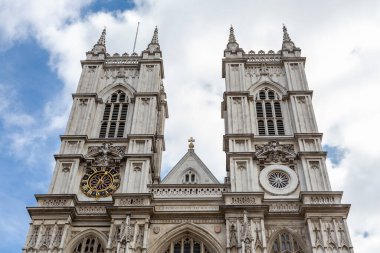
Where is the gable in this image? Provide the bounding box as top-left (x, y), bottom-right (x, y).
top-left (161, 150), bottom-right (220, 184)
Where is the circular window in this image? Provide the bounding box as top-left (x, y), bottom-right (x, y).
top-left (259, 165), bottom-right (298, 195)
top-left (268, 171), bottom-right (289, 188)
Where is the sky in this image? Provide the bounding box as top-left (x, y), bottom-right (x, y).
top-left (0, 0), bottom-right (379, 252)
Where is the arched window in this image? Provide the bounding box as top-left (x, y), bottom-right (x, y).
top-left (271, 232), bottom-right (303, 253)
top-left (255, 88), bottom-right (285, 136)
top-left (183, 170), bottom-right (198, 184)
top-left (72, 235), bottom-right (104, 253)
top-left (99, 90), bottom-right (129, 138)
top-left (164, 236), bottom-right (211, 253)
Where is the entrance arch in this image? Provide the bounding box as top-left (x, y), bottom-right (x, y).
top-left (148, 223), bottom-right (224, 253)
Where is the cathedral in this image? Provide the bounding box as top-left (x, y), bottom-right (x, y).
top-left (23, 25), bottom-right (354, 253)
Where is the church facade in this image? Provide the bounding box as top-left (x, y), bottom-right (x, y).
top-left (23, 26), bottom-right (354, 253)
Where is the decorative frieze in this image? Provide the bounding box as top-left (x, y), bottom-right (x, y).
top-left (76, 206), bottom-right (107, 214)
top-left (269, 202), bottom-right (299, 212)
top-left (118, 198), bottom-right (145, 206)
top-left (255, 140), bottom-right (296, 164)
top-left (40, 199), bottom-right (70, 207)
top-left (155, 205), bottom-right (219, 212)
top-left (230, 197), bottom-right (256, 205)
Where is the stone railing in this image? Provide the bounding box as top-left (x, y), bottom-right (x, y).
top-left (223, 193), bottom-right (263, 205)
top-left (105, 58), bottom-right (139, 65)
top-left (149, 185), bottom-right (228, 199)
top-left (246, 55), bottom-right (282, 63)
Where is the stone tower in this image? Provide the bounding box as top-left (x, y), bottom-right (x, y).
top-left (23, 26), bottom-right (354, 253)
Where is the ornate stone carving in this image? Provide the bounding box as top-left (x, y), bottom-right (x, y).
top-left (86, 142), bottom-right (125, 166)
top-left (269, 202), bottom-right (299, 212)
top-left (27, 226), bottom-right (39, 248)
top-left (311, 196), bottom-right (335, 204)
top-left (229, 223), bottom-right (238, 248)
top-left (135, 225), bottom-right (144, 249)
top-left (41, 199), bottom-right (69, 207)
top-left (153, 226), bottom-right (160, 234)
top-left (309, 161), bottom-right (320, 170)
top-left (313, 222), bottom-right (323, 247)
top-left (255, 140), bottom-right (296, 164)
top-left (76, 206), bottom-right (107, 214)
top-left (118, 198), bottom-right (145, 206)
top-left (230, 197), bottom-right (256, 205)
top-left (52, 225), bottom-right (63, 248)
top-left (241, 211), bottom-right (252, 242)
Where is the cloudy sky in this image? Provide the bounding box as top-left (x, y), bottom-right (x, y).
top-left (0, 0), bottom-right (379, 252)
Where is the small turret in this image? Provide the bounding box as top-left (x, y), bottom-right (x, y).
top-left (143, 26), bottom-right (162, 59)
top-left (224, 25), bottom-right (244, 57)
top-left (86, 28), bottom-right (107, 59)
top-left (281, 24), bottom-right (301, 56)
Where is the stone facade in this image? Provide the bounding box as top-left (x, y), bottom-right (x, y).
top-left (23, 26), bottom-right (354, 253)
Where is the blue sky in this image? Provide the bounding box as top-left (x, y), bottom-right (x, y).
top-left (0, 0), bottom-right (379, 252)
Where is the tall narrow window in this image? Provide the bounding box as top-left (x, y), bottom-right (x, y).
top-left (99, 90), bottom-right (129, 138)
top-left (255, 88), bottom-right (285, 136)
top-left (271, 231), bottom-right (304, 253)
top-left (72, 235), bottom-right (104, 253)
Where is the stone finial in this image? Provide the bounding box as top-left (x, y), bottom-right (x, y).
top-left (281, 24), bottom-right (300, 53)
top-left (89, 27), bottom-right (107, 54)
top-left (97, 27), bottom-right (106, 45)
top-left (151, 26), bottom-right (159, 44)
top-left (282, 24), bottom-right (291, 42)
top-left (144, 26), bottom-right (161, 54)
top-left (225, 25), bottom-right (243, 54)
top-left (229, 25), bottom-right (236, 43)
top-left (188, 137), bottom-right (195, 149)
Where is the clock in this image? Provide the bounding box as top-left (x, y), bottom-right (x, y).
top-left (80, 166), bottom-right (120, 198)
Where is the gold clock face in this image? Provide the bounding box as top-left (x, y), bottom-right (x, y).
top-left (80, 166), bottom-right (120, 198)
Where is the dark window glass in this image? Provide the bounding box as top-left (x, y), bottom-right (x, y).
top-left (265, 102), bottom-right (273, 117)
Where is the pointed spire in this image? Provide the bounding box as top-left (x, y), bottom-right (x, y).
top-left (144, 26), bottom-right (161, 56)
top-left (281, 24), bottom-right (300, 53)
top-left (151, 26), bottom-right (159, 44)
top-left (97, 27), bottom-right (106, 45)
top-left (229, 25), bottom-right (236, 43)
top-left (282, 24), bottom-right (291, 42)
top-left (88, 27), bottom-right (107, 55)
top-left (225, 25), bottom-right (243, 54)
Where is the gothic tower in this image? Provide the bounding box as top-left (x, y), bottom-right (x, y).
top-left (23, 26), bottom-right (354, 253)
top-left (221, 25), bottom-right (354, 253)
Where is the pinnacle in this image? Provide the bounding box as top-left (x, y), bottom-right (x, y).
top-left (151, 26), bottom-right (159, 44)
top-left (229, 25), bottom-right (236, 43)
top-left (282, 24), bottom-right (291, 42)
top-left (97, 27), bottom-right (106, 45)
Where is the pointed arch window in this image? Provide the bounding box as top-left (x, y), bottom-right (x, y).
top-left (255, 88), bottom-right (285, 136)
top-left (72, 235), bottom-right (104, 253)
top-left (164, 236), bottom-right (211, 253)
top-left (271, 232), bottom-right (303, 253)
top-left (99, 90), bottom-right (129, 138)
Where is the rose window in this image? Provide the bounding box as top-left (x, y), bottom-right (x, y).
top-left (268, 171), bottom-right (289, 188)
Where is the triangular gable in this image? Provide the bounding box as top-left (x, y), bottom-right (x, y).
top-left (161, 149), bottom-right (220, 184)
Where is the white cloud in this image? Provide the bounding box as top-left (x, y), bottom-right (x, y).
top-left (0, 0), bottom-right (379, 252)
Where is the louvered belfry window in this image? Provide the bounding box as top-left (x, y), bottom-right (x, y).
top-left (255, 88), bottom-right (285, 136)
top-left (99, 90), bottom-right (128, 138)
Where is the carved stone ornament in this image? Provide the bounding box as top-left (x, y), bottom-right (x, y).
top-left (229, 223), bottom-right (238, 248)
top-left (86, 142), bottom-right (125, 166)
top-left (214, 225), bottom-right (221, 233)
top-left (153, 226), bottom-right (160, 234)
top-left (255, 140), bottom-right (296, 164)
